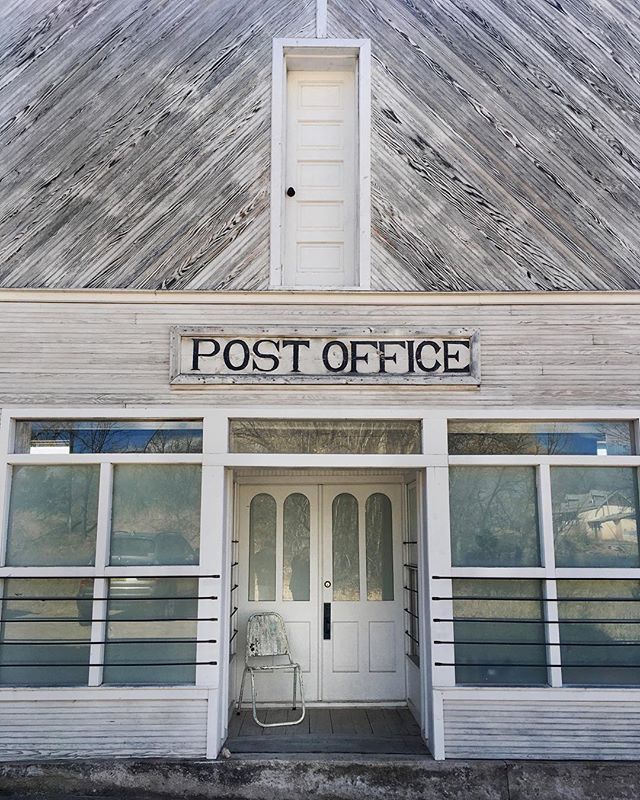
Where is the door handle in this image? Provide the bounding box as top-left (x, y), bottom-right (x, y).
top-left (323, 602), bottom-right (331, 640)
top-left (286, 186), bottom-right (296, 197)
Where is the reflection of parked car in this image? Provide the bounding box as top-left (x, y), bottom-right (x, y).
top-left (77, 532), bottom-right (197, 625)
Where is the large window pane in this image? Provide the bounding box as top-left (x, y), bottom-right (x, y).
top-left (333, 494), bottom-right (360, 601)
top-left (14, 420), bottom-right (202, 454)
top-left (6, 466), bottom-right (99, 566)
top-left (0, 579), bottom-right (92, 686)
top-left (558, 580), bottom-right (640, 686)
top-left (110, 465), bottom-right (201, 565)
top-left (366, 493), bottom-right (394, 601)
top-left (552, 467), bottom-right (640, 567)
top-left (248, 494), bottom-right (276, 601)
top-left (103, 578), bottom-right (198, 685)
top-left (449, 467), bottom-right (540, 567)
top-left (453, 579), bottom-right (547, 686)
top-left (449, 420), bottom-right (634, 455)
top-left (229, 419), bottom-right (421, 454)
top-left (283, 493), bottom-right (310, 602)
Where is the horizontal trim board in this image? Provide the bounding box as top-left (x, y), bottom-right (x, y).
top-left (2, 289), bottom-right (640, 306)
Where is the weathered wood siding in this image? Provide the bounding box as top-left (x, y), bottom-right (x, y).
top-left (328, 0), bottom-right (640, 291)
top-left (0, 298), bottom-right (638, 407)
top-left (2, 1), bottom-right (640, 291)
top-left (443, 697), bottom-right (640, 759)
top-left (0, 0), bottom-right (314, 290)
top-left (0, 698), bottom-right (208, 760)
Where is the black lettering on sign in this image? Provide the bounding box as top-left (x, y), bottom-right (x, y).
top-left (191, 339), bottom-right (220, 371)
top-left (252, 339), bottom-right (280, 372)
top-left (443, 340), bottom-right (471, 373)
top-left (378, 340), bottom-right (406, 374)
top-left (322, 341), bottom-right (349, 373)
top-left (282, 339), bottom-right (311, 373)
top-left (349, 340), bottom-right (377, 374)
top-left (415, 340), bottom-right (441, 372)
top-left (223, 339), bottom-right (251, 371)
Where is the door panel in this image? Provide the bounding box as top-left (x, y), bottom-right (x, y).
top-left (284, 70), bottom-right (356, 287)
top-left (321, 484), bottom-right (405, 702)
top-left (237, 484), bottom-right (320, 702)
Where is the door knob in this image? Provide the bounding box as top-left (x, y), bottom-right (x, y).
top-left (324, 580), bottom-right (331, 588)
top-left (286, 186), bottom-right (296, 197)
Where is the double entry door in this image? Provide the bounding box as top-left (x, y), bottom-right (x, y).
top-left (236, 479), bottom-right (405, 703)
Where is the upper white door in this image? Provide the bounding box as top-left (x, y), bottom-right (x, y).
top-left (283, 69), bottom-right (356, 287)
top-left (321, 483), bottom-right (405, 702)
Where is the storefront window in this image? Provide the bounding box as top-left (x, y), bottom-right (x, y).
top-left (283, 493), bottom-right (310, 602)
top-left (5, 465), bottom-right (99, 566)
top-left (558, 580), bottom-right (640, 686)
top-left (14, 419), bottom-right (203, 454)
top-left (552, 468), bottom-right (640, 567)
top-left (453, 579), bottom-right (547, 686)
top-left (449, 466), bottom-right (540, 567)
top-left (110, 465), bottom-right (201, 565)
top-left (0, 579), bottom-right (92, 686)
top-left (448, 420), bottom-right (634, 456)
top-left (103, 578), bottom-right (198, 686)
top-left (229, 418), bottom-right (421, 454)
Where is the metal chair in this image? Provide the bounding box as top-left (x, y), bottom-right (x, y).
top-left (236, 612), bottom-right (305, 728)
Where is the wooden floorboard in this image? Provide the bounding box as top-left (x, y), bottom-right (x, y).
top-left (227, 707), bottom-right (428, 755)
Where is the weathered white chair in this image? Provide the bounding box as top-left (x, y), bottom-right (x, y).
top-left (236, 611), bottom-right (305, 727)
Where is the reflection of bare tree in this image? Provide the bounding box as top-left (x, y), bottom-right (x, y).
top-left (7, 466), bottom-right (99, 566)
top-left (19, 421), bottom-right (202, 454)
top-left (231, 420), bottom-right (420, 455)
top-left (365, 493), bottom-right (393, 601)
top-left (449, 422), bottom-right (633, 456)
top-left (332, 494), bottom-right (359, 600)
top-left (283, 494), bottom-right (310, 601)
top-left (450, 467), bottom-right (539, 566)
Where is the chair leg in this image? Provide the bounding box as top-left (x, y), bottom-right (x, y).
top-left (292, 665), bottom-right (297, 710)
top-left (236, 667), bottom-right (247, 715)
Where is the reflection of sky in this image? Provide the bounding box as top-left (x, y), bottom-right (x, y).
top-left (30, 422), bottom-right (202, 453)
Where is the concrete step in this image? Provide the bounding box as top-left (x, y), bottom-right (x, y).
top-left (1, 757), bottom-right (640, 800)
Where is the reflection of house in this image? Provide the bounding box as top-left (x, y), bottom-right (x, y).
top-left (560, 491), bottom-right (637, 542)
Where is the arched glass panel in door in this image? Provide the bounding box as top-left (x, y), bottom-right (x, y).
top-left (283, 493), bottom-right (310, 601)
top-left (332, 493), bottom-right (360, 601)
top-left (248, 493), bottom-right (276, 601)
top-left (366, 493), bottom-right (394, 601)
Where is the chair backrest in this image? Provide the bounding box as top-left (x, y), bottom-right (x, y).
top-left (245, 612), bottom-right (291, 659)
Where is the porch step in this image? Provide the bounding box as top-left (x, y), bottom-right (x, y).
top-left (226, 733), bottom-right (429, 755)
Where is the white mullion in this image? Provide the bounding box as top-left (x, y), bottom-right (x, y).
top-left (449, 455), bottom-right (640, 467)
top-left (538, 464), bottom-right (562, 686)
top-left (0, 411), bottom-right (13, 568)
top-left (203, 411), bottom-right (229, 455)
top-left (7, 453), bottom-right (203, 466)
top-left (88, 462), bottom-right (112, 687)
top-left (424, 465), bottom-right (453, 760)
top-left (196, 465), bottom-right (224, 690)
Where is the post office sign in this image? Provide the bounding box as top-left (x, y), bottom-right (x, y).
top-left (170, 327), bottom-right (480, 385)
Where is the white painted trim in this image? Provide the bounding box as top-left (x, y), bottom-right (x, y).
top-left (3, 288), bottom-right (640, 304)
top-left (269, 39), bottom-right (372, 289)
top-left (0, 687), bottom-right (209, 700)
top-left (316, 0), bottom-right (327, 37)
top-left (4, 405), bottom-right (640, 421)
top-left (0, 411), bottom-right (12, 568)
